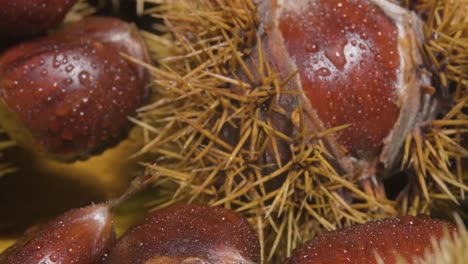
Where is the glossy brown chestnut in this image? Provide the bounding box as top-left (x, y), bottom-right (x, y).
top-left (278, 0), bottom-right (401, 158)
top-left (0, 18), bottom-right (151, 160)
top-left (105, 204), bottom-right (261, 264)
top-left (254, 0), bottom-right (433, 175)
top-left (0, 204), bottom-right (114, 264)
top-left (0, 0), bottom-right (78, 38)
top-left (284, 215), bottom-right (456, 264)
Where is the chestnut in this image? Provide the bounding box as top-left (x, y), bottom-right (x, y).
top-left (0, 0), bottom-right (78, 38)
top-left (0, 18), bottom-right (151, 161)
top-left (104, 204), bottom-right (261, 264)
top-left (0, 203), bottom-right (114, 264)
top-left (254, 0), bottom-right (433, 175)
top-left (284, 215), bottom-right (456, 264)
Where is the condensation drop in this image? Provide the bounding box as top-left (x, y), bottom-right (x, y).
top-left (78, 71), bottom-right (91, 85)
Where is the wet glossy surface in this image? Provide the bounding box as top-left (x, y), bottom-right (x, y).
top-left (105, 204), bottom-right (261, 264)
top-left (285, 215), bottom-right (455, 264)
top-left (278, 0), bottom-right (400, 158)
top-left (0, 204), bottom-right (113, 264)
top-left (53, 17), bottom-right (152, 82)
top-left (0, 0), bottom-right (77, 37)
top-left (0, 38), bottom-right (147, 160)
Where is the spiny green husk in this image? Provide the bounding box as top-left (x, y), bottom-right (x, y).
top-left (135, 0), bottom-right (468, 261)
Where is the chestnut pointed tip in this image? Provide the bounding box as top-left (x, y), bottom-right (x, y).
top-left (0, 203), bottom-right (114, 264)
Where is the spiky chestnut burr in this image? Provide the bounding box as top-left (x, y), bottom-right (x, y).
top-left (284, 215), bottom-right (456, 264)
top-left (104, 204), bottom-right (261, 264)
top-left (133, 0), bottom-right (467, 261)
top-left (0, 0), bottom-right (78, 38)
top-left (0, 17), bottom-right (151, 161)
top-left (0, 203), bottom-right (114, 264)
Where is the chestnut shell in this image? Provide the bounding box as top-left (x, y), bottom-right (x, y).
top-left (0, 17), bottom-right (151, 160)
top-left (0, 204), bottom-right (114, 264)
top-left (0, 0), bottom-right (78, 38)
top-left (252, 0), bottom-right (433, 176)
top-left (284, 215), bottom-right (456, 264)
top-left (105, 204), bottom-right (261, 264)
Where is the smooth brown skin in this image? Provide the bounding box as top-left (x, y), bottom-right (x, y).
top-left (0, 204), bottom-right (114, 264)
top-left (0, 17), bottom-right (151, 160)
top-left (278, 0), bottom-right (400, 159)
top-left (0, 38), bottom-right (148, 160)
top-left (105, 204), bottom-right (261, 264)
top-left (0, 0), bottom-right (78, 38)
top-left (53, 17), bottom-right (152, 83)
top-left (285, 215), bottom-right (456, 264)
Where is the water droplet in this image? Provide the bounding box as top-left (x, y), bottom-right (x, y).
top-left (53, 54), bottom-right (64, 68)
top-left (40, 69), bottom-right (48, 76)
top-left (49, 254), bottom-right (59, 262)
top-left (35, 252), bottom-right (44, 260)
top-left (325, 45), bottom-right (346, 70)
top-left (305, 43), bottom-right (319, 52)
top-left (315, 67), bottom-right (331, 77)
top-left (78, 71), bottom-right (91, 85)
top-left (65, 65), bottom-right (74, 73)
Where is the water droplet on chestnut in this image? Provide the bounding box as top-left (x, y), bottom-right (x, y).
top-left (0, 18), bottom-right (151, 161)
top-left (284, 215), bottom-right (456, 264)
top-left (105, 204), bottom-right (261, 264)
top-left (0, 0), bottom-right (78, 38)
top-left (0, 204), bottom-right (114, 264)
